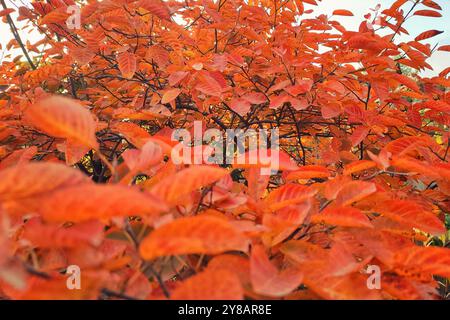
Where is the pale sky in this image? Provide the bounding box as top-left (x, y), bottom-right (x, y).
top-left (1, 0), bottom-right (449, 77)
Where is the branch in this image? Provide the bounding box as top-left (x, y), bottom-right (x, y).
top-left (1, 0), bottom-right (36, 69)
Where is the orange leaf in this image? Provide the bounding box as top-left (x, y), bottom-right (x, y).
top-left (0, 146), bottom-right (38, 170)
top-left (22, 218), bottom-right (104, 248)
top-left (391, 156), bottom-right (439, 179)
top-left (384, 136), bottom-right (432, 156)
top-left (39, 9), bottom-right (69, 25)
top-left (334, 181), bottom-right (377, 206)
top-left (332, 9), bottom-right (353, 16)
top-left (139, 0), bottom-right (171, 21)
top-left (286, 165), bottom-right (330, 180)
top-left (139, 215), bottom-right (249, 260)
top-left (265, 183), bottom-right (317, 211)
top-left (161, 88), bottom-right (181, 104)
top-left (394, 246), bottom-right (450, 280)
top-left (195, 72), bottom-right (227, 97)
top-left (391, 0), bottom-right (408, 11)
top-left (281, 241), bottom-right (380, 299)
top-left (343, 160), bottom-right (377, 175)
top-left (122, 140), bottom-right (163, 172)
top-left (381, 273), bottom-right (437, 300)
top-left (312, 206), bottom-right (373, 228)
top-left (284, 80), bottom-right (313, 96)
top-left (25, 96), bottom-right (98, 149)
top-left (321, 103), bottom-right (341, 119)
top-left (250, 245), bottom-right (303, 297)
top-left (171, 269), bottom-right (243, 300)
top-left (393, 73), bottom-right (421, 93)
top-left (434, 163), bottom-right (450, 181)
top-left (151, 165), bottom-right (229, 205)
top-left (5, 273), bottom-right (104, 300)
top-left (117, 51), bottom-right (137, 79)
top-left (36, 184), bottom-right (168, 222)
top-left (168, 71), bottom-right (189, 86)
top-left (263, 203), bottom-right (311, 232)
top-left (207, 254), bottom-right (251, 287)
top-left (111, 122), bottom-right (151, 148)
top-left (233, 149), bottom-right (298, 171)
top-left (377, 200), bottom-right (445, 235)
top-left (0, 162), bottom-right (88, 201)
top-left (421, 100), bottom-right (450, 113)
top-left (58, 140), bottom-right (90, 166)
top-left (305, 273), bottom-right (382, 300)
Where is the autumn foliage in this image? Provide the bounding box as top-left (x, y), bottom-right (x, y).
top-left (0, 0), bottom-right (449, 300)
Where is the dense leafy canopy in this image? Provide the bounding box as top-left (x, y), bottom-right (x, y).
top-left (0, 0), bottom-right (449, 300)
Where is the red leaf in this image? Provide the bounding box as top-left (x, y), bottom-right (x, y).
top-left (284, 80), bottom-right (313, 96)
top-left (415, 30), bottom-right (444, 41)
top-left (168, 71), bottom-right (189, 86)
top-left (438, 45), bottom-right (450, 52)
top-left (422, 0), bottom-right (442, 10)
top-left (229, 97), bottom-right (251, 116)
top-left (413, 10), bottom-right (442, 17)
top-left (269, 94), bottom-right (289, 109)
top-left (321, 103), bottom-right (341, 119)
top-left (242, 92), bottom-right (267, 104)
top-left (350, 126), bottom-right (369, 147)
top-left (0, 8), bottom-right (15, 17)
